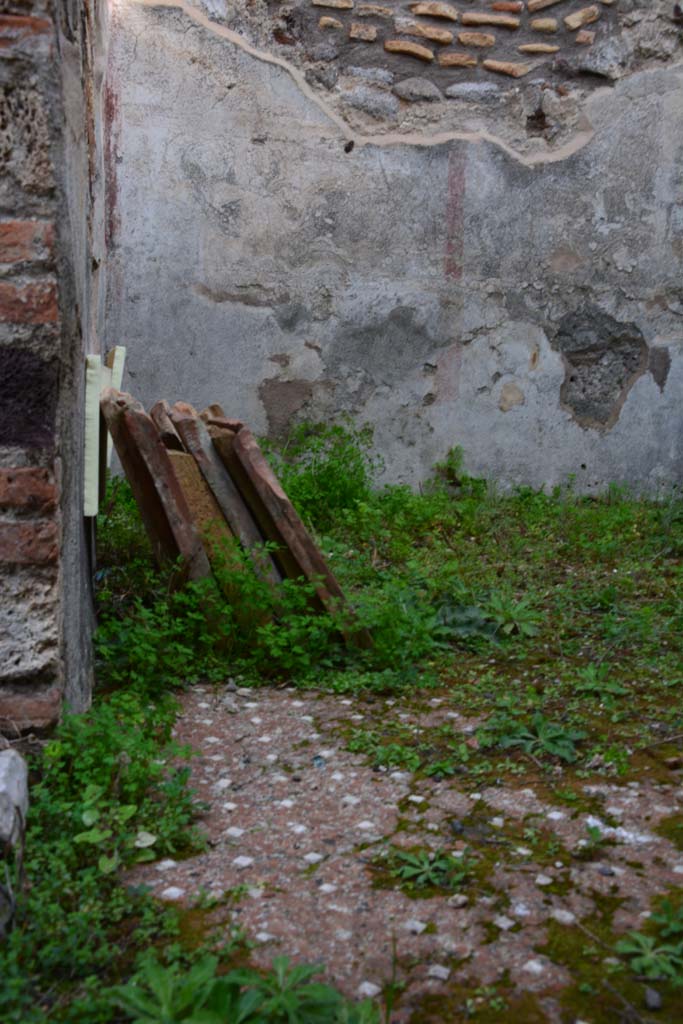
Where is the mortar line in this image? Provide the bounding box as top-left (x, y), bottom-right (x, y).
top-left (129, 0), bottom-right (598, 167)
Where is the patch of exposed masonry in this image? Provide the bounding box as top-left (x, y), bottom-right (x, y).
top-left (127, 685), bottom-right (683, 1020)
top-left (134, 0), bottom-right (683, 164)
top-left (551, 307), bottom-right (650, 428)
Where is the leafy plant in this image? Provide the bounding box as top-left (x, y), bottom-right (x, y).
top-left (0, 690), bottom-right (204, 1023)
top-left (652, 900), bottom-right (683, 939)
top-left (114, 955), bottom-right (380, 1024)
top-left (264, 421), bottom-right (379, 532)
top-left (485, 591), bottom-right (541, 639)
top-left (615, 932), bottom-right (683, 984)
top-left (432, 598), bottom-right (498, 646)
top-left (479, 712), bottom-right (586, 763)
top-left (424, 758), bottom-right (459, 778)
top-left (431, 446), bottom-right (487, 499)
top-left (388, 848), bottom-right (472, 891)
top-left (113, 955), bottom-right (247, 1023)
top-left (347, 730), bottom-right (422, 772)
top-left (575, 664), bottom-right (627, 701)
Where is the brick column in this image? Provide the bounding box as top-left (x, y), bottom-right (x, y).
top-left (0, 2), bottom-right (94, 732)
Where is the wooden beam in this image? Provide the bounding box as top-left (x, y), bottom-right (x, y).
top-left (170, 402), bottom-right (281, 586)
top-left (150, 399), bottom-right (184, 451)
top-left (213, 424), bottom-right (372, 649)
top-left (100, 388), bottom-right (210, 583)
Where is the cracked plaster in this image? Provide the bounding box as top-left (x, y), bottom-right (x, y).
top-left (105, 0), bottom-right (683, 490)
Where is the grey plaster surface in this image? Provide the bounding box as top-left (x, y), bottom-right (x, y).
top-left (104, 0), bottom-right (683, 491)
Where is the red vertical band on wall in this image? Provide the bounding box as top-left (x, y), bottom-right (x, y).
top-left (103, 81), bottom-right (120, 250)
top-left (444, 148), bottom-right (465, 282)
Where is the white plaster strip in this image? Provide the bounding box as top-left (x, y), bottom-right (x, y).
top-left (130, 0), bottom-right (598, 167)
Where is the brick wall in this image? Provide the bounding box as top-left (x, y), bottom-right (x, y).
top-left (0, 0), bottom-right (95, 733)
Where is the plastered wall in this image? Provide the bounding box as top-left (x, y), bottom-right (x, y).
top-left (103, 0), bottom-right (683, 490)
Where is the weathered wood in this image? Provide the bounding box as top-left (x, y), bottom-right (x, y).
top-left (167, 450), bottom-right (269, 627)
top-left (100, 388), bottom-right (210, 582)
top-left (170, 402), bottom-right (281, 586)
top-left (199, 404), bottom-right (243, 433)
top-left (221, 425), bottom-right (373, 648)
top-left (167, 451), bottom-right (234, 551)
top-left (150, 400), bottom-right (185, 451)
top-left (209, 425), bottom-right (301, 582)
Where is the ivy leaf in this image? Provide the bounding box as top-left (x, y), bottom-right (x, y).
top-left (134, 847), bottom-right (157, 862)
top-left (134, 830), bottom-right (157, 848)
top-left (74, 827), bottom-right (113, 845)
top-left (118, 804), bottom-right (138, 824)
top-left (98, 853), bottom-right (119, 874)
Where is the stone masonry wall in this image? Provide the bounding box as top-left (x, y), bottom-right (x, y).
top-left (104, 0), bottom-right (683, 490)
top-left (0, 0), bottom-right (100, 733)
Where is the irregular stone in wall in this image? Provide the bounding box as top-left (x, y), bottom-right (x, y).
top-left (0, 522), bottom-right (58, 565)
top-left (409, 1), bottom-right (459, 20)
top-left (519, 42), bottom-right (560, 53)
top-left (439, 51), bottom-right (478, 66)
top-left (576, 29), bottom-right (595, 45)
top-left (344, 84), bottom-right (400, 116)
top-left (0, 468), bottom-right (56, 516)
top-left (445, 81), bottom-right (500, 98)
top-left (393, 77), bottom-right (443, 101)
top-left (396, 20), bottom-right (454, 46)
top-left (527, 0), bottom-right (564, 11)
top-left (0, 682), bottom-right (62, 732)
top-left (384, 39), bottom-right (434, 60)
top-left (294, 0), bottom-right (627, 108)
top-left (483, 58), bottom-right (531, 77)
top-left (565, 6), bottom-right (600, 31)
top-left (0, 220), bottom-right (53, 265)
top-left (458, 32), bottom-right (496, 48)
top-left (349, 22), bottom-right (377, 41)
top-left (460, 13), bottom-right (520, 29)
top-left (319, 15), bottom-right (343, 28)
top-left (0, 280), bottom-right (57, 324)
top-left (0, 568), bottom-right (59, 684)
top-left (356, 4), bottom-right (393, 16)
top-left (499, 382), bottom-right (525, 412)
top-left (552, 309), bottom-right (649, 428)
top-left (0, 14), bottom-right (52, 58)
top-left (0, 83), bottom-right (54, 195)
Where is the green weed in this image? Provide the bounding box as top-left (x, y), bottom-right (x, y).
top-left (0, 691), bottom-right (203, 1023)
top-left (574, 664), bottom-right (627, 701)
top-left (615, 933), bottom-right (683, 984)
top-left (263, 420), bottom-right (379, 532)
top-left (347, 729), bottom-right (422, 772)
top-left (386, 848), bottom-right (472, 893)
top-left (478, 712), bottom-right (586, 764)
top-left (114, 954), bottom-right (379, 1024)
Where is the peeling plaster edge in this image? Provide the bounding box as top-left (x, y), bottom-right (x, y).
top-left (131, 0), bottom-right (599, 168)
